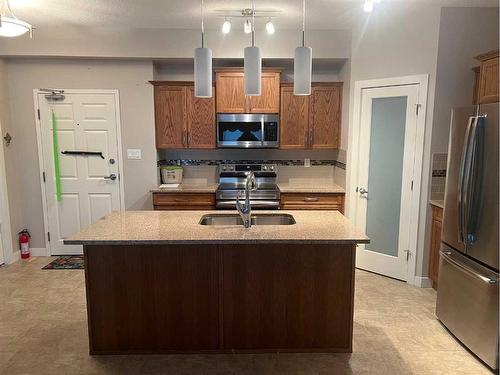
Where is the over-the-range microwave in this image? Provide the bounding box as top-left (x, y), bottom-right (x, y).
top-left (216, 114), bottom-right (279, 148)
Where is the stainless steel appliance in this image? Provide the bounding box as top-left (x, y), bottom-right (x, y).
top-left (436, 103), bottom-right (499, 369)
top-left (215, 163), bottom-right (280, 209)
top-left (216, 114), bottom-right (279, 148)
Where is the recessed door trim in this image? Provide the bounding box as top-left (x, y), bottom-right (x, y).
top-left (347, 75), bottom-right (429, 286)
top-left (33, 89), bottom-right (125, 256)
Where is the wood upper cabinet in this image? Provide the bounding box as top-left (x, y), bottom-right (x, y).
top-left (310, 85), bottom-right (342, 149)
top-left (280, 86), bottom-right (309, 149)
top-left (475, 49), bottom-right (499, 104)
top-left (215, 69), bottom-right (280, 113)
top-left (186, 86), bottom-right (216, 148)
top-left (152, 82), bottom-right (215, 149)
top-left (247, 72), bottom-right (280, 113)
top-left (154, 85), bottom-right (186, 148)
top-left (280, 83), bottom-right (342, 150)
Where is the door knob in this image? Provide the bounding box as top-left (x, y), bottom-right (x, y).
top-left (103, 174), bottom-right (117, 181)
top-left (358, 187), bottom-right (368, 195)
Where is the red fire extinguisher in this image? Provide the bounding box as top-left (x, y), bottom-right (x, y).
top-left (19, 229), bottom-right (31, 259)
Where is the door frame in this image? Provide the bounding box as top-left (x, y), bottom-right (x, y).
top-left (0, 118), bottom-right (13, 264)
top-left (347, 75), bottom-right (429, 286)
top-left (33, 89), bottom-right (126, 256)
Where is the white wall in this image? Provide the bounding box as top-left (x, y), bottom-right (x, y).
top-left (431, 7), bottom-right (499, 154)
top-left (3, 59), bottom-right (156, 249)
top-left (0, 28), bottom-right (351, 60)
top-left (346, 2), bottom-right (442, 283)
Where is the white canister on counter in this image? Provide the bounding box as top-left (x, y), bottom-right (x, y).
top-left (160, 166), bottom-right (184, 185)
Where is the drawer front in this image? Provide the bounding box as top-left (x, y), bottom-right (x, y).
top-left (153, 193), bottom-right (215, 208)
top-left (281, 193), bottom-right (344, 212)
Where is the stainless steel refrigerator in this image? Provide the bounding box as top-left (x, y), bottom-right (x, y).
top-left (436, 102), bottom-right (499, 369)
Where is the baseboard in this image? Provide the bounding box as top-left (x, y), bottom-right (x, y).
top-left (30, 247), bottom-right (48, 257)
top-left (412, 276), bottom-right (433, 288)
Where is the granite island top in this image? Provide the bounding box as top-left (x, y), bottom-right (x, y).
top-left (65, 210), bottom-right (369, 245)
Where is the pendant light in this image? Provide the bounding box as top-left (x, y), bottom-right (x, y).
top-left (194, 0), bottom-right (212, 98)
top-left (294, 0), bottom-right (312, 96)
top-left (0, 0), bottom-right (32, 38)
top-left (244, 0), bottom-right (261, 96)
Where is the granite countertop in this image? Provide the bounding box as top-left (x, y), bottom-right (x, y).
top-left (64, 210), bottom-right (369, 245)
top-left (277, 182), bottom-right (345, 194)
top-left (150, 183), bottom-right (219, 193)
top-left (430, 200), bottom-right (444, 209)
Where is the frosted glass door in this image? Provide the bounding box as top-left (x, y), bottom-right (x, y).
top-left (365, 97), bottom-right (407, 256)
top-left (355, 84), bottom-right (419, 281)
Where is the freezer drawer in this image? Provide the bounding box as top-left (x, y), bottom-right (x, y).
top-left (436, 245), bottom-right (499, 369)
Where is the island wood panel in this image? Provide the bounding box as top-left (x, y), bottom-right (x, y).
top-left (154, 85), bottom-right (186, 148)
top-left (186, 86), bottom-right (216, 148)
top-left (280, 193), bottom-right (344, 213)
top-left (280, 86), bottom-right (309, 149)
top-left (84, 244), bottom-right (220, 353)
top-left (309, 85), bottom-right (342, 149)
top-left (153, 192), bottom-right (215, 210)
top-left (222, 243), bottom-right (355, 352)
top-left (216, 72), bottom-right (247, 113)
top-left (428, 205), bottom-right (443, 290)
top-left (247, 72), bottom-right (280, 113)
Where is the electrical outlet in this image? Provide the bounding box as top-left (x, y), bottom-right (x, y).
top-left (127, 149), bottom-right (142, 160)
top-left (304, 158), bottom-right (311, 168)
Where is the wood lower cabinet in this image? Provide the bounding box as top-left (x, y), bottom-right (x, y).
top-left (428, 204), bottom-right (443, 290)
top-left (153, 192), bottom-right (216, 210)
top-left (281, 193), bottom-right (344, 213)
top-left (215, 69), bottom-right (281, 113)
top-left (475, 49), bottom-right (499, 104)
top-left (152, 82), bottom-right (215, 149)
top-left (280, 83), bottom-right (342, 150)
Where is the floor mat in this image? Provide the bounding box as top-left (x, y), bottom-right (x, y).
top-left (42, 255), bottom-right (84, 269)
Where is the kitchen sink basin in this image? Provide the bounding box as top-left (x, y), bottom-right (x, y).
top-left (199, 213), bottom-right (296, 226)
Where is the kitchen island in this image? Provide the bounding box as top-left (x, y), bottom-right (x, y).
top-left (65, 210), bottom-right (369, 355)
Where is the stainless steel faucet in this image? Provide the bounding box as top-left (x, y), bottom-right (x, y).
top-left (236, 171), bottom-right (256, 228)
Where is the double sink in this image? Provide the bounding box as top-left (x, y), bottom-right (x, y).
top-left (199, 213), bottom-right (296, 226)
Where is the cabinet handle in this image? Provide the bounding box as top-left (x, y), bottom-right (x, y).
top-left (303, 197), bottom-right (319, 202)
top-left (182, 131), bottom-right (187, 146)
top-left (309, 130), bottom-right (313, 146)
top-left (188, 131), bottom-right (192, 145)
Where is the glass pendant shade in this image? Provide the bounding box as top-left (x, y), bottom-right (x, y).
top-left (244, 46), bottom-right (261, 96)
top-left (194, 47), bottom-right (212, 98)
top-left (294, 46), bottom-right (312, 95)
top-left (0, 16), bottom-right (30, 37)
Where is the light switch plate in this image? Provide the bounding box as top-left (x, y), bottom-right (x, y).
top-left (304, 158), bottom-right (311, 168)
top-left (127, 149), bottom-right (142, 160)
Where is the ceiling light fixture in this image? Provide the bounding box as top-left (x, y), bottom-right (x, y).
top-left (294, 0), bottom-right (312, 96)
top-left (244, 19), bottom-right (252, 34)
top-left (222, 18), bottom-right (231, 34)
top-left (194, 0), bottom-right (212, 98)
top-left (0, 0), bottom-right (32, 38)
top-left (244, 0), bottom-right (261, 96)
top-left (265, 19), bottom-right (275, 35)
top-left (363, 0), bottom-right (374, 12)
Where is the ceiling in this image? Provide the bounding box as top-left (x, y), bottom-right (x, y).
top-left (10, 0), bottom-right (500, 30)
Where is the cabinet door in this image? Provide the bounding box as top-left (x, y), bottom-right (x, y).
top-left (280, 86), bottom-right (309, 149)
top-left (248, 72), bottom-right (280, 113)
top-left (186, 86), bottom-right (216, 149)
top-left (216, 72), bottom-right (246, 113)
top-left (154, 85), bottom-right (186, 148)
top-left (478, 57), bottom-right (499, 104)
top-left (309, 85), bottom-right (342, 149)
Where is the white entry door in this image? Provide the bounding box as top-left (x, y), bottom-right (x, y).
top-left (37, 91), bottom-right (123, 255)
top-left (354, 85), bottom-right (419, 281)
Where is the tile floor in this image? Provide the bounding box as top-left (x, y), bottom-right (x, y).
top-left (0, 257), bottom-right (492, 375)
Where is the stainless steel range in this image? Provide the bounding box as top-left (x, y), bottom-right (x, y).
top-left (216, 163), bottom-right (280, 210)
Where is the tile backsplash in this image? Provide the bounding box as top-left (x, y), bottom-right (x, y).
top-left (431, 153), bottom-right (448, 200)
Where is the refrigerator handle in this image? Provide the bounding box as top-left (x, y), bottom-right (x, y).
top-left (463, 115), bottom-right (485, 245)
top-left (441, 251), bottom-right (498, 285)
top-left (458, 116), bottom-right (476, 244)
